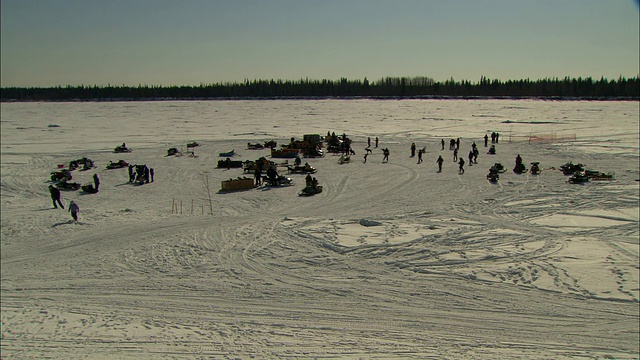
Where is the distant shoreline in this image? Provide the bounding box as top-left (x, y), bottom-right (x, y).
top-left (2, 95), bottom-right (638, 103)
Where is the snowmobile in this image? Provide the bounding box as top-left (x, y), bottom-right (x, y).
top-left (513, 162), bottom-right (527, 174)
top-left (106, 160), bottom-right (129, 169)
top-left (487, 168), bottom-right (500, 183)
top-left (490, 163), bottom-right (506, 173)
top-left (166, 147), bottom-right (180, 156)
top-left (568, 171), bottom-right (589, 184)
top-left (299, 185), bottom-right (323, 196)
top-left (51, 169), bottom-right (72, 182)
top-left (262, 175), bottom-right (293, 187)
top-left (55, 180), bottom-right (81, 191)
top-left (186, 141), bottom-right (200, 148)
top-left (560, 162), bottom-right (585, 175)
top-left (114, 144), bottom-right (131, 153)
top-left (530, 162), bottom-right (541, 175)
top-left (487, 145), bottom-right (496, 155)
top-left (81, 183), bottom-right (99, 193)
top-left (287, 165), bottom-right (317, 174)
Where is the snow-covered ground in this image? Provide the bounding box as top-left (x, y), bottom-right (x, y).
top-left (1, 99), bottom-right (638, 359)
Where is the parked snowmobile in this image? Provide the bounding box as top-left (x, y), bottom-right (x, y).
top-left (530, 162), bottom-right (541, 175)
top-left (51, 169), bottom-right (72, 182)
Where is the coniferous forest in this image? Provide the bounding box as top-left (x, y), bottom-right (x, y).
top-left (1, 76), bottom-right (638, 101)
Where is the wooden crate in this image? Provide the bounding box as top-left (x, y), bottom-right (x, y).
top-left (221, 178), bottom-right (255, 191)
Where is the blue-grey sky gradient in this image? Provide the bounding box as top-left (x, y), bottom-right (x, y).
top-left (1, 0), bottom-right (638, 87)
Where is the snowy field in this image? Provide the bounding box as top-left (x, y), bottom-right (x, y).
top-left (1, 99), bottom-right (639, 359)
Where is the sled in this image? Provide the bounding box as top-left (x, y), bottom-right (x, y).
top-left (247, 142), bottom-right (265, 150)
top-left (220, 177), bottom-right (255, 191)
top-left (106, 160), bottom-right (129, 169)
top-left (299, 185), bottom-right (323, 196)
top-left (217, 158), bottom-right (244, 169)
top-left (585, 170), bottom-right (614, 181)
top-left (219, 149), bottom-right (235, 157)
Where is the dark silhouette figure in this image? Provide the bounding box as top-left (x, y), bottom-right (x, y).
top-left (382, 148), bottom-right (390, 163)
top-left (150, 168), bottom-right (154, 182)
top-left (458, 158), bottom-right (465, 174)
top-left (453, 148), bottom-right (458, 162)
top-left (468, 151), bottom-right (474, 166)
top-left (254, 168), bottom-right (262, 186)
top-left (367, 137), bottom-right (371, 147)
top-left (49, 185), bottom-right (64, 209)
top-left (93, 174), bottom-right (100, 191)
top-left (417, 149), bottom-right (423, 164)
top-left (410, 143), bottom-right (416, 158)
top-left (375, 137), bottom-right (379, 148)
top-left (484, 134), bottom-right (489, 147)
top-left (436, 155), bottom-right (444, 173)
top-left (68, 200), bottom-right (79, 222)
top-left (128, 164), bottom-right (135, 182)
top-left (441, 139), bottom-right (445, 150)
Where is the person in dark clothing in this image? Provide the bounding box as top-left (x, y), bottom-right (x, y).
top-left (441, 139), bottom-right (445, 150)
top-left (367, 137), bottom-right (371, 147)
top-left (267, 167), bottom-right (278, 185)
top-left (128, 164), bottom-right (135, 182)
top-left (484, 134), bottom-right (489, 147)
top-left (473, 147), bottom-right (479, 163)
top-left (410, 143), bottom-right (416, 158)
top-left (453, 148), bottom-right (458, 162)
top-left (417, 149), bottom-right (423, 164)
top-left (150, 168), bottom-right (154, 182)
top-left (456, 138), bottom-right (460, 149)
top-left (49, 185), bottom-right (64, 209)
top-left (144, 166), bottom-right (150, 183)
top-left (468, 151), bottom-right (474, 166)
top-left (68, 200), bottom-right (79, 222)
top-left (382, 148), bottom-right (390, 162)
top-left (436, 155), bottom-right (444, 173)
top-left (375, 137), bottom-right (379, 148)
top-left (254, 168), bottom-right (262, 186)
top-left (93, 174), bottom-right (100, 191)
top-left (458, 158), bottom-right (465, 174)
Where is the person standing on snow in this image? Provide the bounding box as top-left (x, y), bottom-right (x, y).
top-left (49, 185), bottom-right (64, 209)
top-left (68, 200), bottom-right (79, 222)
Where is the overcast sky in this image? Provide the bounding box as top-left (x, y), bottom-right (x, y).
top-left (1, 0), bottom-right (638, 87)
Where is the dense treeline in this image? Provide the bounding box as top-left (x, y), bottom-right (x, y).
top-left (1, 76), bottom-right (638, 101)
